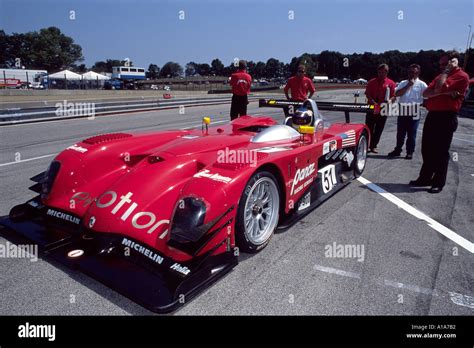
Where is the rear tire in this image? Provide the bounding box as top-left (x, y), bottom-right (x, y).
top-left (235, 171), bottom-right (280, 253)
top-left (354, 131), bottom-right (368, 177)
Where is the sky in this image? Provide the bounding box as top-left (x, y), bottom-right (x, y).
top-left (1, 0), bottom-right (473, 69)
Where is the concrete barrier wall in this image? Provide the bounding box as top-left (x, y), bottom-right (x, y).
top-left (0, 84), bottom-right (365, 97)
top-left (0, 89), bottom-right (209, 97)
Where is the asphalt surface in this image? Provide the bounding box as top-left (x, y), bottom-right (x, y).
top-left (0, 89), bottom-right (472, 315)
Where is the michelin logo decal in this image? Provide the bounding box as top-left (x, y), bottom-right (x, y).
top-left (122, 238), bottom-right (164, 265)
top-left (46, 208), bottom-right (81, 225)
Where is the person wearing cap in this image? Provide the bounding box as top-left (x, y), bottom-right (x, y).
top-left (364, 64), bottom-right (396, 153)
top-left (409, 51), bottom-right (469, 193)
top-left (387, 64), bottom-right (427, 160)
top-left (230, 60), bottom-right (252, 120)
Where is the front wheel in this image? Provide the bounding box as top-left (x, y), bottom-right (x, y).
top-left (235, 171), bottom-right (280, 253)
top-left (354, 131), bottom-right (368, 177)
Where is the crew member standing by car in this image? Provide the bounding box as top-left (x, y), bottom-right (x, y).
top-left (230, 60), bottom-right (252, 120)
top-left (284, 65), bottom-right (316, 102)
top-left (387, 64), bottom-right (427, 159)
top-left (283, 65), bottom-right (316, 118)
top-left (365, 64), bottom-right (396, 153)
top-left (410, 51), bottom-right (469, 193)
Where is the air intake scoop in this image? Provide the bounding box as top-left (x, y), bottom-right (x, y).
top-left (83, 133), bottom-right (132, 145)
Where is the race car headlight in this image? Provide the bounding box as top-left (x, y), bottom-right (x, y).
top-left (170, 197), bottom-right (207, 243)
top-left (41, 161), bottom-right (60, 200)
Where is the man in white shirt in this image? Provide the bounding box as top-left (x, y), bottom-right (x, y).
top-left (388, 64), bottom-right (427, 159)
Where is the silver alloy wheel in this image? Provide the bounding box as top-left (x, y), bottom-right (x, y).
top-left (356, 135), bottom-right (367, 172)
top-left (243, 177), bottom-right (279, 245)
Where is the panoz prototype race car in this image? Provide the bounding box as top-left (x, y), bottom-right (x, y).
top-left (1, 99), bottom-right (373, 313)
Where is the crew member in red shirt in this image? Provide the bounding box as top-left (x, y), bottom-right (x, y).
top-left (284, 65), bottom-right (316, 102)
top-left (410, 51), bottom-right (469, 193)
top-left (364, 63), bottom-right (396, 153)
top-left (230, 60), bottom-right (252, 120)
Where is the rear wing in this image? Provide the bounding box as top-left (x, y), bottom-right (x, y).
top-left (258, 98), bottom-right (375, 123)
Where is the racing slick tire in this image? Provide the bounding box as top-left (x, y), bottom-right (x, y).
top-left (354, 131), bottom-right (368, 177)
top-left (235, 171), bottom-right (280, 253)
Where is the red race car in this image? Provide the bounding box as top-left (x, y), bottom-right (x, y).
top-left (2, 99), bottom-right (372, 313)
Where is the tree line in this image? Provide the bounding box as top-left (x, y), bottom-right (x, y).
top-left (1, 27), bottom-right (473, 83)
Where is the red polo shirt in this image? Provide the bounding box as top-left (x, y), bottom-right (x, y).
top-left (365, 77), bottom-right (396, 104)
top-left (425, 68), bottom-right (469, 112)
top-left (284, 76), bottom-right (315, 101)
top-left (230, 70), bottom-right (252, 96)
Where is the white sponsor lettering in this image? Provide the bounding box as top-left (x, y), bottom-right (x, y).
top-left (46, 208), bottom-right (81, 225)
top-left (71, 191), bottom-right (170, 236)
top-left (132, 212), bottom-right (156, 229)
top-left (326, 148), bottom-right (344, 161)
top-left (70, 192), bottom-right (94, 207)
top-left (67, 144), bottom-right (88, 153)
top-left (291, 163), bottom-right (316, 195)
top-left (96, 191), bottom-right (117, 208)
top-left (298, 192), bottom-right (311, 211)
top-left (121, 238), bottom-right (164, 264)
top-left (170, 262), bottom-right (191, 275)
top-left (193, 169), bottom-right (232, 183)
top-left (324, 149), bottom-right (354, 168)
top-left (344, 151), bottom-right (354, 167)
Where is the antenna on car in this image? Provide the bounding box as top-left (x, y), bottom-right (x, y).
top-left (202, 116), bottom-right (211, 133)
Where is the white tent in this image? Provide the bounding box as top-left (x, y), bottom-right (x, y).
top-left (313, 76), bottom-right (329, 82)
top-left (48, 70), bottom-right (82, 80)
top-left (81, 71), bottom-right (110, 80)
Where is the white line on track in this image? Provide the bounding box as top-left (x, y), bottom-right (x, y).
top-left (416, 129), bottom-right (474, 144)
top-left (383, 279), bottom-right (474, 309)
top-left (448, 292), bottom-right (474, 309)
top-left (453, 136), bottom-right (474, 144)
top-left (313, 264), bottom-right (474, 309)
top-left (384, 279), bottom-right (439, 296)
top-left (0, 95), bottom-right (164, 105)
top-left (0, 120), bottom-right (230, 167)
top-left (0, 153), bottom-right (55, 167)
top-left (357, 176), bottom-right (474, 253)
top-left (0, 102), bottom-right (238, 128)
top-left (313, 264), bottom-right (361, 279)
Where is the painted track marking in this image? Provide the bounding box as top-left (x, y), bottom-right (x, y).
top-left (313, 264), bottom-right (361, 279)
top-left (357, 176), bottom-right (474, 254)
top-left (0, 120), bottom-right (229, 167)
top-left (313, 264), bottom-right (474, 309)
top-left (0, 153), bottom-right (55, 167)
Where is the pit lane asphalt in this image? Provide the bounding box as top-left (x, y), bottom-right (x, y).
top-left (0, 89), bottom-right (472, 315)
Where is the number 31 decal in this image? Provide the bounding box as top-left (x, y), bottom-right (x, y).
top-left (318, 165), bottom-right (337, 194)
